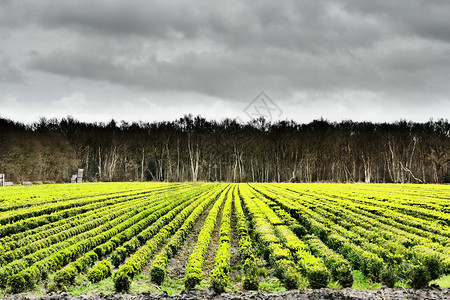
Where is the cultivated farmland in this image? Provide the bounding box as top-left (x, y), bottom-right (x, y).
top-left (0, 183), bottom-right (449, 296)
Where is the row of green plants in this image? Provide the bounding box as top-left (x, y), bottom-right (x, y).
top-left (312, 183), bottom-right (450, 211)
top-left (0, 189), bottom-right (163, 239)
top-left (50, 187), bottom-right (207, 290)
top-left (0, 185), bottom-right (180, 226)
top-left (0, 185), bottom-right (168, 251)
top-left (0, 192), bottom-right (178, 265)
top-left (251, 186), bottom-right (385, 277)
top-left (0, 195), bottom-right (143, 255)
top-left (149, 185), bottom-right (231, 286)
top-left (0, 182), bottom-right (448, 293)
top-left (239, 185), bottom-right (306, 289)
top-left (2, 190), bottom-right (186, 293)
top-left (309, 191), bottom-right (450, 262)
top-left (113, 185), bottom-right (225, 292)
top-left (254, 184), bottom-right (449, 288)
top-left (183, 186), bottom-right (232, 289)
top-left (0, 184), bottom-right (190, 268)
top-left (232, 185), bottom-right (259, 290)
top-left (245, 187), bottom-right (330, 288)
top-left (270, 184), bottom-right (450, 275)
top-left (280, 184), bottom-right (450, 254)
top-left (0, 182), bottom-right (169, 212)
top-left (0, 194), bottom-right (156, 287)
top-left (108, 187), bottom-right (210, 269)
top-left (305, 184), bottom-right (450, 226)
top-left (248, 185), bottom-right (355, 287)
top-left (293, 184), bottom-right (450, 240)
top-left (208, 186), bottom-right (235, 292)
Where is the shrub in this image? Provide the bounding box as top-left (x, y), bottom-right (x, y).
top-left (243, 257), bottom-right (259, 290)
top-left (334, 262), bottom-right (353, 288)
top-left (409, 264), bottom-right (431, 289)
top-left (258, 267), bottom-right (267, 278)
top-left (210, 266), bottom-right (229, 293)
top-left (150, 264), bottom-right (165, 285)
top-left (184, 266), bottom-right (202, 289)
top-left (113, 270), bottom-right (131, 292)
top-left (274, 259), bottom-right (300, 290)
top-left (380, 265), bottom-right (400, 288)
top-left (283, 267), bottom-right (300, 290)
top-left (87, 268), bottom-right (103, 283)
top-left (88, 261), bottom-right (111, 283)
top-left (111, 247), bottom-right (127, 267)
top-left (306, 267), bottom-right (330, 288)
top-left (7, 273), bottom-right (26, 294)
top-left (290, 224), bottom-right (307, 237)
top-left (53, 265), bottom-right (77, 288)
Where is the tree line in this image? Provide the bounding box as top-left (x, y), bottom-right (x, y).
top-left (0, 115), bottom-right (448, 183)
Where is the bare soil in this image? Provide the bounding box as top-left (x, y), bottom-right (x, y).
top-left (229, 203), bottom-right (241, 270)
top-left (6, 285), bottom-right (450, 300)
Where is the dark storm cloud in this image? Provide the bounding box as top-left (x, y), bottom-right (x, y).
top-left (28, 41), bottom-right (450, 100)
top-left (1, 0), bottom-right (449, 122)
top-left (20, 1), bottom-right (385, 51)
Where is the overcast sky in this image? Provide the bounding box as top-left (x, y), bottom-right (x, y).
top-left (1, 0), bottom-right (449, 124)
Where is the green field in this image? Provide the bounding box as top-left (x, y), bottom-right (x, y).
top-left (0, 183), bottom-right (449, 295)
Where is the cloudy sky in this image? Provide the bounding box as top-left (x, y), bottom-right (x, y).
top-left (1, 0), bottom-right (449, 124)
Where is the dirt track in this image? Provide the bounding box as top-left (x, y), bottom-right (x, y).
top-left (5, 285), bottom-right (450, 300)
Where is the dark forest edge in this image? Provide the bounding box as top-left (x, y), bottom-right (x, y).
top-left (0, 115), bottom-right (448, 184)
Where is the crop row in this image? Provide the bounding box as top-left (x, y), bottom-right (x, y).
top-left (183, 185), bottom-right (231, 289)
top-left (0, 184), bottom-right (188, 255)
top-left (113, 185), bottom-right (226, 292)
top-left (251, 183), bottom-right (449, 288)
top-left (0, 182), bottom-right (448, 293)
top-left (209, 185), bottom-right (235, 292)
top-left (0, 182), bottom-right (168, 211)
top-left (51, 185), bottom-right (207, 289)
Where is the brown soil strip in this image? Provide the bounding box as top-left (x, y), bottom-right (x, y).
top-left (229, 201), bottom-right (240, 270)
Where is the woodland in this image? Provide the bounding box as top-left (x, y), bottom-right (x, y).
top-left (0, 115), bottom-right (448, 183)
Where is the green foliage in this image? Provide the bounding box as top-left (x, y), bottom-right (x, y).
top-left (114, 186), bottom-right (224, 292)
top-left (53, 265), bottom-right (78, 288)
top-left (184, 187), bottom-right (231, 289)
top-left (290, 224), bottom-right (308, 237)
top-left (243, 257), bottom-right (259, 290)
top-left (0, 182), bottom-right (449, 295)
top-left (210, 266), bottom-right (229, 293)
top-left (273, 259), bottom-right (300, 290)
top-left (380, 265), bottom-right (400, 288)
top-left (210, 227), bottom-right (232, 292)
top-left (351, 270), bottom-right (382, 290)
top-left (7, 273), bottom-right (27, 294)
top-left (431, 274), bottom-right (450, 288)
top-left (113, 269), bottom-right (132, 293)
top-left (303, 234), bottom-right (353, 287)
top-left (87, 260), bottom-right (111, 283)
top-left (258, 267), bottom-right (267, 278)
top-left (409, 264), bottom-right (431, 288)
top-left (150, 260), bottom-right (166, 285)
top-left (184, 266), bottom-right (202, 289)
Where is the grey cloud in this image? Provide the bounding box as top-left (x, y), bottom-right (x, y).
top-left (0, 1), bottom-right (401, 52)
top-left (0, 59), bottom-right (25, 83)
top-left (2, 0), bottom-right (450, 122)
top-left (28, 40), bottom-right (450, 102)
top-left (343, 0), bottom-right (450, 42)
